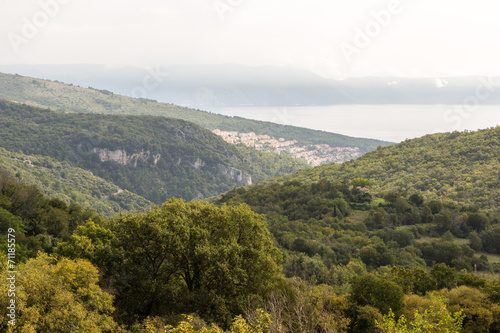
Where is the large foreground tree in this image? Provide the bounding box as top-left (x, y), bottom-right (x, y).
top-left (58, 199), bottom-right (283, 326)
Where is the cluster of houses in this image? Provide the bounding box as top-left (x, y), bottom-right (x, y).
top-left (212, 129), bottom-right (362, 166)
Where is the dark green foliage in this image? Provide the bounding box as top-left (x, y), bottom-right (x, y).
top-left (0, 171), bottom-right (100, 260)
top-left (217, 176), bottom-right (498, 277)
top-left (466, 213), bottom-right (490, 232)
top-left (0, 147), bottom-right (152, 217)
top-left (409, 193), bottom-right (424, 206)
top-left (390, 266), bottom-right (435, 295)
top-left (481, 225), bottom-right (500, 254)
top-left (58, 199), bottom-right (283, 326)
top-left (350, 273), bottom-right (405, 316)
top-left (218, 179), bottom-right (384, 275)
top-left (468, 231), bottom-right (482, 251)
top-left (428, 200), bottom-right (444, 214)
top-left (0, 99), bottom-right (308, 204)
top-left (431, 263), bottom-right (458, 290)
top-left (352, 305), bottom-right (382, 333)
top-left (218, 179), bottom-right (355, 222)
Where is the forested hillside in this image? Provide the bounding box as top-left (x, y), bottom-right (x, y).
top-left (0, 148), bottom-right (151, 217)
top-left (0, 72), bottom-right (392, 152)
top-left (215, 128), bottom-right (500, 278)
top-left (218, 178), bottom-right (500, 277)
top-left (0, 85), bottom-right (499, 333)
top-left (253, 127), bottom-right (500, 213)
top-left (1, 156), bottom-right (500, 332)
top-left (0, 99), bottom-right (308, 203)
top-left (207, 128), bottom-right (500, 331)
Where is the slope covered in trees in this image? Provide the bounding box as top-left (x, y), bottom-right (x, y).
top-left (217, 178), bottom-right (500, 278)
top-left (0, 99), bottom-right (308, 203)
top-left (0, 72), bottom-right (391, 152)
top-left (1, 176), bottom-right (499, 332)
top-left (0, 176), bottom-right (286, 331)
top-left (208, 132), bottom-right (500, 331)
top-left (254, 127), bottom-right (500, 213)
top-left (0, 171), bottom-right (103, 259)
top-left (215, 128), bottom-right (500, 280)
top-left (0, 148), bottom-right (151, 217)
top-left (0, 93), bottom-right (498, 331)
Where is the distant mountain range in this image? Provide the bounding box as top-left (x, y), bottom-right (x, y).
top-left (1, 64), bottom-right (499, 107)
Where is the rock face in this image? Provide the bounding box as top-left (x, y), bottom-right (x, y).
top-left (192, 158), bottom-right (206, 169)
top-left (92, 148), bottom-right (160, 167)
top-left (92, 148), bottom-right (252, 186)
top-left (217, 164), bottom-right (252, 186)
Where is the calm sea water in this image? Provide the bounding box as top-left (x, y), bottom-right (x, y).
top-left (206, 105), bottom-right (500, 143)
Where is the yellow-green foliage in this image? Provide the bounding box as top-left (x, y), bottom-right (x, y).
top-left (0, 253), bottom-right (117, 332)
top-left (166, 310), bottom-right (271, 333)
top-left (444, 286), bottom-right (500, 333)
top-left (377, 296), bottom-right (464, 333)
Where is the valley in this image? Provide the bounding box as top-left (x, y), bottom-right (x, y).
top-left (0, 72), bottom-right (499, 333)
top-left (2, 1), bottom-right (499, 331)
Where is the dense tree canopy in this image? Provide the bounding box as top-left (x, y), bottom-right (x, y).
top-left (0, 99), bottom-right (308, 204)
top-left (258, 127), bottom-right (500, 213)
top-left (58, 199), bottom-right (283, 326)
top-left (0, 253), bottom-right (117, 332)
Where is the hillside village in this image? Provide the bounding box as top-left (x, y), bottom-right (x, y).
top-left (213, 129), bottom-right (362, 166)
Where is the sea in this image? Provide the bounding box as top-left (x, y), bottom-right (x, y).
top-left (205, 105), bottom-right (500, 143)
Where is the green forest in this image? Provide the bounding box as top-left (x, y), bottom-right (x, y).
top-left (0, 147), bottom-right (152, 217)
top-left (0, 124), bottom-right (499, 332)
top-left (256, 127), bottom-right (500, 213)
top-left (0, 99), bottom-right (308, 204)
top-left (0, 72), bottom-right (391, 152)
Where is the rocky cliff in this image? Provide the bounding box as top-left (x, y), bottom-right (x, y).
top-left (217, 164), bottom-right (252, 186)
top-left (92, 148), bottom-right (161, 167)
top-left (92, 148), bottom-right (251, 186)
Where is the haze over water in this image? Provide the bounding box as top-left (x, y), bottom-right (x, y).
top-left (207, 105), bottom-right (500, 142)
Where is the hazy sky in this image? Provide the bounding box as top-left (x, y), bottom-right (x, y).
top-left (1, 0), bottom-right (499, 79)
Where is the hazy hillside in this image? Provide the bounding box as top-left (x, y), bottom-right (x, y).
top-left (0, 99), bottom-right (309, 203)
top-left (0, 148), bottom-right (151, 217)
top-left (239, 127), bottom-right (500, 213)
top-left (1, 64), bottom-right (500, 107)
top-left (0, 72), bottom-right (391, 152)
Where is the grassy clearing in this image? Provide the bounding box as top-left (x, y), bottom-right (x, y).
top-left (415, 236), bottom-right (439, 243)
top-left (346, 210), bottom-right (370, 224)
top-left (476, 271), bottom-right (500, 280)
top-left (478, 252), bottom-right (500, 264)
top-left (453, 238), bottom-right (469, 245)
top-left (415, 236), bottom-right (469, 245)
